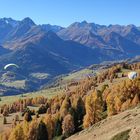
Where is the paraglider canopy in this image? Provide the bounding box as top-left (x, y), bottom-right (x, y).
top-left (4, 63), bottom-right (19, 70)
top-left (128, 71), bottom-right (138, 80)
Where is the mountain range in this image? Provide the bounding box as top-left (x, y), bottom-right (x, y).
top-left (0, 17), bottom-right (140, 85)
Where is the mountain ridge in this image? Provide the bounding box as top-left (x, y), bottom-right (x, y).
top-left (0, 17), bottom-right (139, 94)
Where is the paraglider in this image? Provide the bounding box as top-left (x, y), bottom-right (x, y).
top-left (4, 63), bottom-right (19, 70)
top-left (128, 71), bottom-right (138, 80)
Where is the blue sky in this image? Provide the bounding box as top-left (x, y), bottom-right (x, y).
top-left (0, 0), bottom-right (139, 27)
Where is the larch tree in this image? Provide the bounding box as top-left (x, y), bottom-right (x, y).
top-left (60, 96), bottom-right (71, 118)
top-left (37, 120), bottom-right (48, 140)
top-left (121, 99), bottom-right (131, 111)
top-left (114, 96), bottom-right (122, 112)
top-left (24, 112), bottom-right (32, 122)
top-left (22, 120), bottom-right (29, 139)
top-left (53, 118), bottom-right (62, 137)
top-left (9, 124), bottom-right (25, 140)
top-left (3, 117), bottom-right (7, 125)
top-left (83, 90), bottom-right (103, 128)
top-left (131, 94), bottom-right (140, 107)
top-left (106, 94), bottom-right (117, 116)
top-left (71, 96), bottom-right (86, 131)
top-left (44, 114), bottom-right (55, 140)
top-left (75, 97), bottom-right (85, 126)
top-left (27, 119), bottom-right (38, 140)
top-left (62, 114), bottom-right (75, 138)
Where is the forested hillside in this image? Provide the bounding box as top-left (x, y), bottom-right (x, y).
top-left (0, 62), bottom-right (140, 140)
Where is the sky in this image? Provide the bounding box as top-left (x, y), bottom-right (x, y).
top-left (0, 0), bottom-right (139, 27)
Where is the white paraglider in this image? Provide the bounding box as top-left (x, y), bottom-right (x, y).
top-left (4, 63), bottom-right (19, 70)
top-left (128, 71), bottom-right (138, 80)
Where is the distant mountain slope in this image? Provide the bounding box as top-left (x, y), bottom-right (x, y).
top-left (57, 21), bottom-right (106, 48)
top-left (0, 17), bottom-right (139, 95)
top-left (0, 17), bottom-right (63, 45)
top-left (58, 21), bottom-right (140, 57)
top-left (4, 17), bottom-right (36, 42)
top-left (103, 31), bottom-right (140, 56)
top-left (0, 43), bottom-right (70, 76)
top-left (0, 31), bottom-right (117, 76)
top-left (41, 24), bottom-right (64, 32)
top-left (0, 19), bottom-right (13, 44)
top-left (0, 17), bottom-right (140, 59)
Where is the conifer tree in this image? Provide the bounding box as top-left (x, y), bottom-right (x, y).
top-left (132, 94), bottom-right (139, 106)
top-left (53, 119), bottom-right (62, 137)
top-left (121, 99), bottom-right (131, 111)
top-left (106, 94), bottom-right (117, 116)
top-left (9, 124), bottom-right (25, 140)
top-left (27, 120), bottom-right (38, 140)
top-left (83, 90), bottom-right (103, 128)
top-left (3, 117), bottom-right (7, 125)
top-left (44, 114), bottom-right (55, 140)
top-left (76, 97), bottom-right (85, 126)
top-left (24, 112), bottom-right (32, 122)
top-left (60, 96), bottom-right (71, 118)
top-left (62, 114), bottom-right (75, 137)
top-left (114, 96), bottom-right (122, 112)
top-left (37, 120), bottom-right (48, 140)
